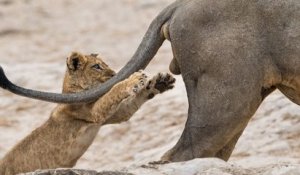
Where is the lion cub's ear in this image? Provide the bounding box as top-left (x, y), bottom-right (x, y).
top-left (67, 52), bottom-right (87, 71)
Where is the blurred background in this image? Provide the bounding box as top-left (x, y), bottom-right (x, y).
top-left (0, 0), bottom-right (299, 171)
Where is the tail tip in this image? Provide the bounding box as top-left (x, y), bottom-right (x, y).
top-left (0, 65), bottom-right (9, 89)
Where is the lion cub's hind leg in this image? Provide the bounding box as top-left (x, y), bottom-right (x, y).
top-left (105, 72), bottom-right (175, 124)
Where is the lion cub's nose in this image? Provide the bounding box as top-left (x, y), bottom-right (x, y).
top-left (107, 70), bottom-right (116, 77)
top-left (111, 72), bottom-right (116, 77)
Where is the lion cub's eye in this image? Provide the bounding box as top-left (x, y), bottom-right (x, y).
top-left (91, 64), bottom-right (103, 70)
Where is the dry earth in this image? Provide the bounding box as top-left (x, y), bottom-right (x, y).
top-left (0, 0), bottom-right (299, 174)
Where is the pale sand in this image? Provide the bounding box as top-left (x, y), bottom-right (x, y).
top-left (0, 0), bottom-right (299, 173)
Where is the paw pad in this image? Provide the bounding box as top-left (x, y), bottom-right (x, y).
top-left (129, 71), bottom-right (148, 94)
top-left (153, 73), bottom-right (176, 93)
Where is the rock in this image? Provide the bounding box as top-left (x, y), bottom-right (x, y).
top-left (128, 158), bottom-right (253, 175)
top-left (20, 169), bottom-right (132, 175)
top-left (21, 158), bottom-right (300, 175)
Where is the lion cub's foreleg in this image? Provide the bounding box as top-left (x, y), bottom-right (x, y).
top-left (104, 72), bottom-right (175, 124)
top-left (90, 71), bottom-right (148, 124)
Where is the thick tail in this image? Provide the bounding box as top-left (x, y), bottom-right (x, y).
top-left (0, 65), bottom-right (84, 102)
top-left (0, 3), bottom-right (177, 103)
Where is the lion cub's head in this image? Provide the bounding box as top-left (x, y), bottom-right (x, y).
top-left (63, 52), bottom-right (116, 93)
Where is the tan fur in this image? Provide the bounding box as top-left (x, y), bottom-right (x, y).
top-left (1, 0), bottom-right (299, 162)
top-left (0, 52), bottom-right (175, 175)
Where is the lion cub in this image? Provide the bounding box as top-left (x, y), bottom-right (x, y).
top-left (0, 52), bottom-right (175, 175)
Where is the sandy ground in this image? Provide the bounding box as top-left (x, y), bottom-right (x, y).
top-left (0, 0), bottom-right (299, 173)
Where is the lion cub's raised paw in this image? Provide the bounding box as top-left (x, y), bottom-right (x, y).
top-left (147, 72), bottom-right (175, 93)
top-left (126, 70), bottom-right (148, 96)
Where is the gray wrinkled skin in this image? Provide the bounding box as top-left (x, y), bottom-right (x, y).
top-left (0, 0), bottom-right (299, 161)
top-left (161, 0), bottom-right (299, 162)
